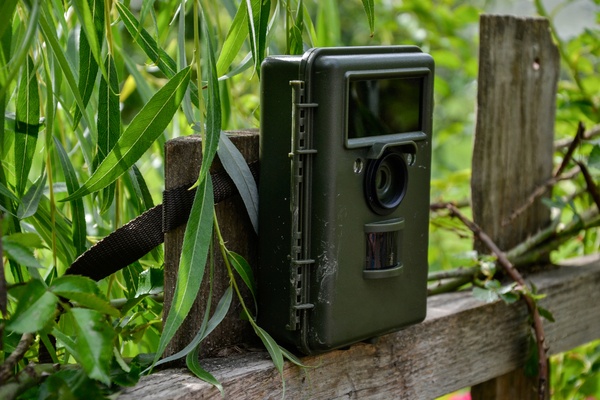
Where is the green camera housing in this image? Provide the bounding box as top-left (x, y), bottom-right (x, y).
top-left (258, 46), bottom-right (434, 355)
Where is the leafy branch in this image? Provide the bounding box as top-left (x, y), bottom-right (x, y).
top-left (444, 203), bottom-right (550, 400)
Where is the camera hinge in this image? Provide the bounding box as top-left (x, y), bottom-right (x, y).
top-left (287, 80), bottom-right (318, 331)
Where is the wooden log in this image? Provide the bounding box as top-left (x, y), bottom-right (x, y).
top-left (470, 14), bottom-right (560, 399)
top-left (117, 254), bottom-right (600, 399)
top-left (163, 130), bottom-right (259, 360)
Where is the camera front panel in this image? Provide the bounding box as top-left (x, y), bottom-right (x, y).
top-left (258, 47), bottom-right (434, 354)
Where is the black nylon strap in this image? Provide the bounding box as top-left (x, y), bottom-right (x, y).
top-left (66, 162), bottom-right (258, 281)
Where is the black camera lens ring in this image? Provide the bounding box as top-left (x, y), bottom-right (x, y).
top-left (364, 151), bottom-right (408, 215)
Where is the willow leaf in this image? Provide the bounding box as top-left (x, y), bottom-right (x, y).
top-left (54, 138), bottom-right (87, 256)
top-left (96, 55), bottom-right (120, 213)
top-left (153, 177), bottom-right (214, 367)
top-left (361, 0), bottom-right (375, 36)
top-left (116, 2), bottom-right (200, 107)
top-left (0, 0), bottom-right (17, 40)
top-left (197, 16), bottom-right (221, 186)
top-left (39, 9), bottom-right (95, 135)
top-left (17, 171), bottom-right (46, 219)
top-left (63, 66), bottom-right (191, 201)
top-left (246, 0), bottom-right (270, 77)
top-left (216, 2), bottom-right (249, 77)
top-left (153, 286), bottom-right (232, 368)
top-left (73, 33), bottom-right (98, 128)
top-left (115, 3), bottom-right (176, 77)
top-left (0, 0), bottom-right (39, 99)
top-left (72, 0), bottom-right (106, 83)
top-left (218, 132), bottom-right (258, 232)
top-left (73, 0), bottom-right (104, 128)
top-left (14, 55), bottom-right (40, 196)
top-left (227, 251), bottom-right (256, 304)
top-left (253, 324), bottom-right (284, 373)
top-left (186, 345), bottom-right (223, 395)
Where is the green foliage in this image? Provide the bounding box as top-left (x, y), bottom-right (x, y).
top-left (0, 0), bottom-right (598, 398)
top-left (551, 340), bottom-right (600, 399)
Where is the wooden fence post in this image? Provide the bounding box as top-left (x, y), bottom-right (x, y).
top-left (470, 15), bottom-right (559, 399)
top-left (163, 130), bottom-right (259, 360)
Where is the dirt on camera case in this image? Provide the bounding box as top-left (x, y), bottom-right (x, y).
top-left (258, 46), bottom-right (434, 355)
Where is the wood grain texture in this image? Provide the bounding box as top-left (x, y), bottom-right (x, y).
top-left (163, 130), bottom-right (259, 360)
top-left (471, 15), bottom-right (559, 253)
top-left (118, 255), bottom-right (600, 400)
top-left (470, 15), bottom-right (560, 398)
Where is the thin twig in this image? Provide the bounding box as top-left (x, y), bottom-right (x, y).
top-left (428, 266), bottom-right (479, 281)
top-left (427, 276), bottom-right (474, 296)
top-left (430, 198), bottom-right (470, 211)
top-left (0, 332), bottom-right (35, 385)
top-left (576, 161), bottom-right (600, 212)
top-left (445, 204), bottom-right (548, 400)
top-left (554, 121), bottom-right (585, 178)
top-left (502, 166), bottom-right (580, 227)
top-left (554, 124), bottom-right (600, 149)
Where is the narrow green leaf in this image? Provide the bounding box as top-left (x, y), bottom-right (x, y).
top-left (39, 9), bottom-right (95, 135)
top-left (52, 327), bottom-right (78, 357)
top-left (14, 55), bottom-right (40, 196)
top-left (116, 2), bottom-right (176, 75)
top-left (153, 177), bottom-right (214, 366)
top-left (3, 239), bottom-right (44, 269)
top-left (50, 275), bottom-right (120, 317)
top-left (186, 344), bottom-right (223, 394)
top-left (218, 133), bottom-right (258, 233)
top-left (589, 145), bottom-right (600, 170)
top-left (216, 2), bottom-right (249, 76)
top-left (71, 308), bottom-right (115, 385)
top-left (63, 66), bottom-right (191, 201)
top-left (31, 196), bottom-right (77, 267)
top-left (227, 251), bottom-right (256, 301)
top-left (96, 55), bottom-right (121, 213)
top-left (96, 55), bottom-right (121, 165)
top-left (288, 1), bottom-right (304, 55)
top-left (0, 181), bottom-right (19, 204)
top-left (253, 324), bottom-right (284, 373)
top-left (72, 0), bottom-right (106, 85)
top-left (3, 232), bottom-right (44, 249)
top-left (0, 0), bottom-right (18, 40)
top-left (360, 0), bottom-right (375, 36)
top-left (73, 27), bottom-right (99, 128)
top-left (246, 0), bottom-right (270, 77)
top-left (280, 346), bottom-right (310, 368)
top-left (128, 165), bottom-right (155, 211)
top-left (154, 286), bottom-right (232, 368)
top-left (7, 280), bottom-right (58, 334)
top-left (17, 171), bottom-right (46, 219)
top-left (315, 0), bottom-right (340, 47)
top-left (0, 0), bottom-right (39, 100)
top-left (197, 18), bottom-right (221, 186)
top-left (54, 137), bottom-right (87, 255)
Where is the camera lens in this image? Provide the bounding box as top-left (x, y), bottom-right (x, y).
top-left (364, 152), bottom-right (408, 215)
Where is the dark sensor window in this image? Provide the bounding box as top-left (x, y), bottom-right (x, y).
top-left (348, 77), bottom-right (423, 139)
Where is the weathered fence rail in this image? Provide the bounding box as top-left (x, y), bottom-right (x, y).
top-left (117, 14), bottom-right (599, 400)
top-left (118, 255), bottom-right (600, 399)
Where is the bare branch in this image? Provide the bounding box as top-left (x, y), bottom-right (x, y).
top-left (576, 161), bottom-right (600, 212)
top-left (554, 123), bottom-right (600, 149)
top-left (445, 203), bottom-right (548, 400)
top-left (554, 121), bottom-right (585, 178)
top-left (0, 332), bottom-right (35, 385)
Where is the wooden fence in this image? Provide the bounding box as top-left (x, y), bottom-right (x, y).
top-left (117, 14), bottom-right (600, 399)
